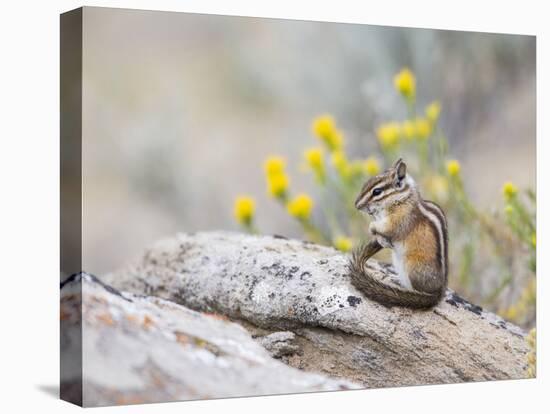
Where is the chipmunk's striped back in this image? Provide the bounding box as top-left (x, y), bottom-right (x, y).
top-left (418, 199), bottom-right (448, 285)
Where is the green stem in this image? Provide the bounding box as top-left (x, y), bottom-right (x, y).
top-left (484, 273), bottom-right (513, 306)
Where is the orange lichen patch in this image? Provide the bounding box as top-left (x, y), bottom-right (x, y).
top-left (142, 315), bottom-right (155, 330)
top-left (125, 314), bottom-right (139, 324)
top-left (150, 370), bottom-right (166, 388)
top-left (115, 395), bottom-right (145, 406)
top-left (202, 312), bottom-right (229, 321)
top-left (89, 295), bottom-right (108, 305)
top-left (175, 331), bottom-right (190, 345)
top-left (96, 313), bottom-right (115, 326)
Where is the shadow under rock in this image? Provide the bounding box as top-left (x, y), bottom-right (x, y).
top-left (36, 384), bottom-right (59, 399)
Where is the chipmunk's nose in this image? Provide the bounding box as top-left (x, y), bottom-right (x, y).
top-left (354, 193), bottom-right (368, 211)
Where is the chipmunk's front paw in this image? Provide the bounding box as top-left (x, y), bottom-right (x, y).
top-left (376, 235), bottom-right (392, 248)
top-left (368, 221), bottom-right (379, 236)
top-left (369, 222), bottom-right (392, 248)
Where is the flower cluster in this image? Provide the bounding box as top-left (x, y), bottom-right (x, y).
top-left (334, 236), bottom-right (352, 252)
top-left (311, 115), bottom-right (343, 152)
top-left (446, 160), bottom-right (461, 177)
top-left (287, 194), bottom-right (313, 220)
top-left (502, 182), bottom-right (518, 200)
top-left (264, 156), bottom-right (290, 200)
top-left (502, 181), bottom-right (536, 261)
top-left (498, 181), bottom-right (536, 325)
top-left (304, 147), bottom-right (326, 183)
top-left (376, 122), bottom-right (400, 150)
top-left (233, 196), bottom-right (256, 232)
top-left (394, 68), bottom-right (416, 101)
top-left (376, 102), bottom-right (439, 155)
top-left (236, 111), bottom-right (383, 250)
top-left (426, 101), bottom-right (441, 123)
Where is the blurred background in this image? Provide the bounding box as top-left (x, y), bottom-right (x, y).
top-left (81, 7), bottom-right (535, 291)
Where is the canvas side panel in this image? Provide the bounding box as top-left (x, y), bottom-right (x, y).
top-left (60, 7), bottom-right (83, 407)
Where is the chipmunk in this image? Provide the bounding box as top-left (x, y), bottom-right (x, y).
top-left (348, 158), bottom-right (448, 309)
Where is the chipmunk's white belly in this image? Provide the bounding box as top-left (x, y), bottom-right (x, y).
top-left (392, 242), bottom-right (412, 289)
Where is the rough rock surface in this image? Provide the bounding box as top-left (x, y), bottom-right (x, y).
top-left (255, 331), bottom-right (300, 358)
top-left (104, 231), bottom-right (529, 388)
top-left (60, 273), bottom-right (358, 407)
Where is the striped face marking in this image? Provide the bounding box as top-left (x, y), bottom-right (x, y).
top-left (355, 159), bottom-right (409, 214)
top-left (355, 171), bottom-right (410, 214)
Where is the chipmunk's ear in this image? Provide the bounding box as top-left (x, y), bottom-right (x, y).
top-left (394, 159), bottom-right (407, 180)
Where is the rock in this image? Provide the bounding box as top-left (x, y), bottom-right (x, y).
top-left (256, 331), bottom-right (300, 358)
top-left (60, 273), bottom-right (359, 407)
top-left (103, 231), bottom-right (530, 388)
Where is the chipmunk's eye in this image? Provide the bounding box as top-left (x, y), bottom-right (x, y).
top-left (372, 188), bottom-right (382, 196)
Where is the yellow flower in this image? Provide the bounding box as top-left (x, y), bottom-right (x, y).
top-left (267, 173), bottom-right (289, 199)
top-left (502, 305), bottom-right (518, 321)
top-left (425, 175), bottom-right (449, 201)
top-left (264, 156), bottom-right (286, 177)
top-left (394, 68), bottom-right (416, 100)
top-left (287, 194), bottom-right (314, 220)
top-left (312, 114), bottom-right (343, 151)
top-left (363, 157), bottom-right (381, 176)
top-left (233, 196), bottom-right (255, 226)
top-left (304, 147), bottom-right (323, 169)
top-left (426, 101), bottom-right (441, 123)
top-left (304, 145), bottom-right (322, 166)
top-left (334, 236), bottom-right (352, 252)
top-left (264, 156), bottom-right (290, 199)
top-left (376, 122), bottom-right (400, 150)
top-left (331, 150), bottom-right (352, 179)
top-left (532, 233), bottom-right (536, 248)
top-left (400, 120), bottom-right (416, 141)
top-left (312, 114), bottom-right (335, 138)
top-left (446, 160), bottom-right (461, 177)
top-left (502, 182), bottom-right (518, 199)
top-left (414, 117), bottom-right (432, 139)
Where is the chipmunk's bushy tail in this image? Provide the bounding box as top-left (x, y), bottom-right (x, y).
top-left (348, 243), bottom-right (443, 309)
